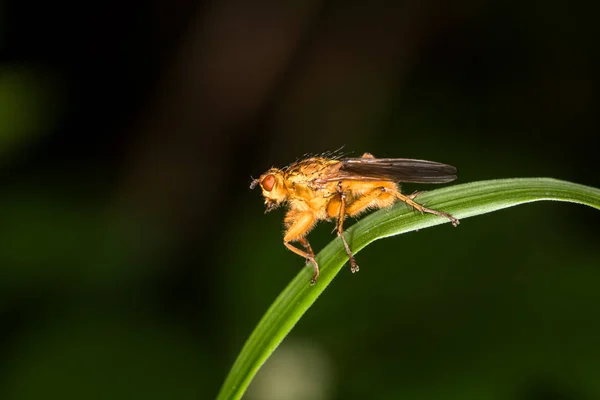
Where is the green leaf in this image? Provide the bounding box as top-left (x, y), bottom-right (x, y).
top-left (217, 178), bottom-right (600, 400)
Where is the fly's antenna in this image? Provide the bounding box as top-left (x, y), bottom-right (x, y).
top-left (250, 176), bottom-right (260, 189)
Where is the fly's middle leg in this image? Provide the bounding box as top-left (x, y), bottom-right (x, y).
top-left (336, 187), bottom-right (359, 273)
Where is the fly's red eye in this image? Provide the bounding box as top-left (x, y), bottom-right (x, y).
top-left (262, 174), bottom-right (276, 191)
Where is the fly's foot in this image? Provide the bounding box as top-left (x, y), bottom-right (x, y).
top-left (437, 211), bottom-right (460, 227)
top-left (309, 258), bottom-right (320, 285)
top-left (430, 210), bottom-right (460, 227)
top-left (448, 214), bottom-right (460, 227)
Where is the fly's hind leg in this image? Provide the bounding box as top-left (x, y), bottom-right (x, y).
top-left (385, 188), bottom-right (460, 226)
top-left (408, 190), bottom-right (424, 200)
top-left (283, 210), bottom-right (320, 284)
top-left (344, 184), bottom-right (459, 226)
top-left (336, 186), bottom-right (359, 273)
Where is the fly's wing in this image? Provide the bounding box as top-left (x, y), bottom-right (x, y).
top-left (328, 158), bottom-right (457, 184)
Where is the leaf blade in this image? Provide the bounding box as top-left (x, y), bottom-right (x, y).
top-left (217, 178), bottom-right (600, 400)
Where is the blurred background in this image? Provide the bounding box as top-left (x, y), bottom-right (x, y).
top-left (1, 1), bottom-right (599, 399)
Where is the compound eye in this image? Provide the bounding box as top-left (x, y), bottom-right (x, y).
top-left (261, 174), bottom-right (276, 191)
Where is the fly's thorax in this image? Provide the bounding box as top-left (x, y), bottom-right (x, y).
top-left (287, 197), bottom-right (312, 212)
top-left (285, 157), bottom-right (341, 180)
top-left (287, 192), bottom-right (331, 219)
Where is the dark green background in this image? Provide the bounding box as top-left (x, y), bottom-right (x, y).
top-left (1, 2), bottom-right (599, 399)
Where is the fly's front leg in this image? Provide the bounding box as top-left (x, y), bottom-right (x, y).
top-left (298, 237), bottom-right (315, 264)
top-left (336, 184), bottom-right (359, 273)
top-left (283, 210), bottom-right (320, 284)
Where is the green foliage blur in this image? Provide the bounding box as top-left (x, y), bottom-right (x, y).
top-left (1, 2), bottom-right (599, 399)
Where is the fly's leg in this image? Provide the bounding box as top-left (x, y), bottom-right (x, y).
top-left (343, 185), bottom-right (459, 227)
top-left (385, 188), bottom-right (460, 227)
top-left (298, 237), bottom-right (315, 264)
top-left (283, 210), bottom-right (320, 284)
top-left (336, 186), bottom-right (359, 273)
top-left (408, 190), bottom-right (424, 200)
top-left (284, 241), bottom-right (320, 285)
top-left (344, 186), bottom-right (394, 216)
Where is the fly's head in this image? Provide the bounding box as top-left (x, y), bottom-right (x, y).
top-left (250, 168), bottom-right (288, 212)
